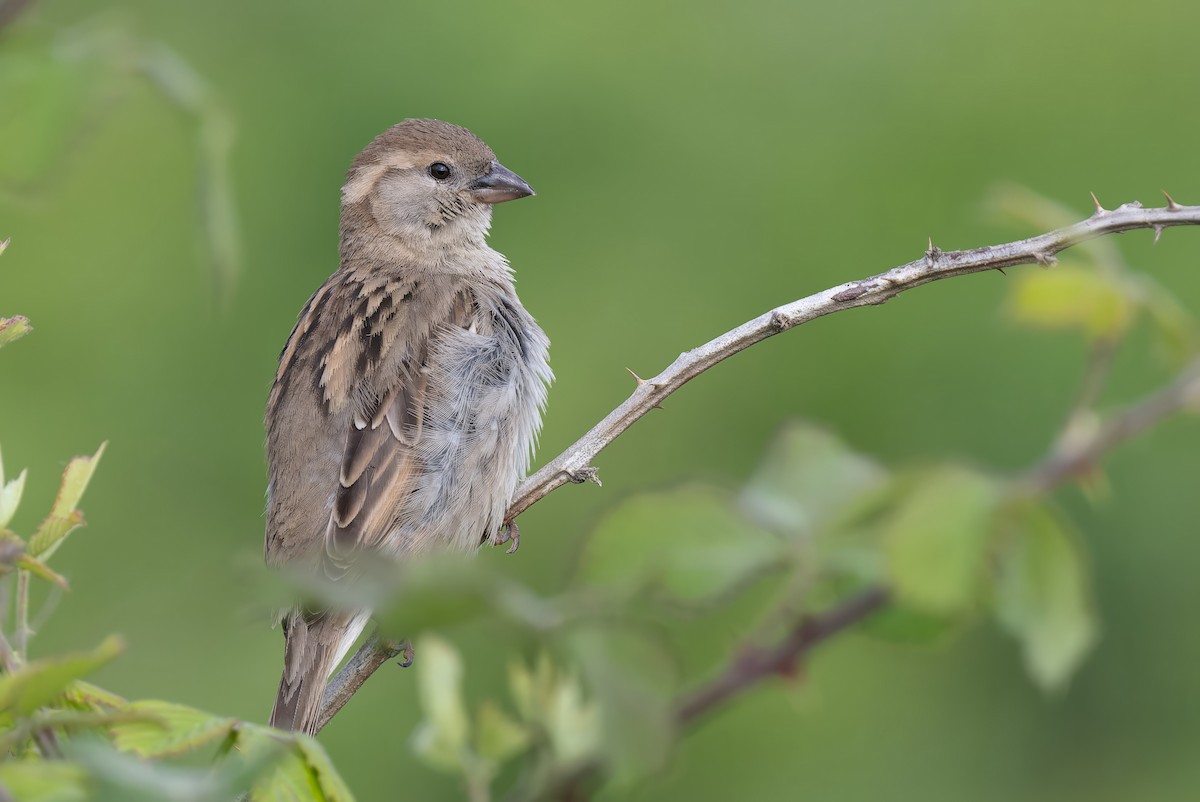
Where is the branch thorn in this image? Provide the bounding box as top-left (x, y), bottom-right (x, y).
top-left (925, 237), bottom-right (942, 261)
top-left (626, 367), bottom-right (649, 387)
top-left (1090, 192), bottom-right (1106, 216)
top-left (0, 239), bottom-right (9, 256)
top-left (1163, 190), bottom-right (1183, 212)
top-left (1033, 251), bottom-right (1058, 267)
top-left (994, 267), bottom-right (1007, 275)
top-left (1153, 224), bottom-right (1165, 244)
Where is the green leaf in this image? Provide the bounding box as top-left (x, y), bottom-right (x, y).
top-left (0, 466), bottom-right (27, 528)
top-left (1009, 264), bottom-right (1135, 340)
top-left (883, 466), bottom-right (1000, 614)
top-left (67, 739), bottom-right (259, 802)
top-left (508, 655), bottom-right (599, 765)
top-left (410, 635), bottom-right (470, 773)
top-left (861, 604), bottom-right (960, 644)
top-left (0, 315), bottom-right (32, 348)
top-left (238, 727), bottom-right (325, 802)
top-left (740, 423), bottom-right (887, 537)
top-left (0, 760), bottom-right (89, 802)
top-left (570, 627), bottom-right (676, 784)
top-left (108, 700), bottom-right (236, 758)
top-left (993, 502), bottom-right (1098, 692)
top-left (475, 700), bottom-right (530, 764)
top-left (577, 484), bottom-right (785, 605)
top-left (293, 733), bottom-right (357, 802)
top-left (0, 636), bottom-right (124, 720)
top-left (63, 680), bottom-right (126, 711)
top-left (29, 442), bottom-right (106, 560)
top-left (376, 553), bottom-right (559, 639)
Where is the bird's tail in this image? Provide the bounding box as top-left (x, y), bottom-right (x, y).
top-left (269, 609), bottom-right (370, 735)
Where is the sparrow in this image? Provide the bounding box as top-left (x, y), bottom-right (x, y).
top-left (264, 119), bottom-right (551, 734)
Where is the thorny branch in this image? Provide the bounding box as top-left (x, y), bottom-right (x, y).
top-left (316, 196), bottom-right (1200, 733)
top-left (509, 195), bottom-right (1200, 518)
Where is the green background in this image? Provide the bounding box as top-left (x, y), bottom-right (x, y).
top-left (3, 0), bottom-right (1199, 798)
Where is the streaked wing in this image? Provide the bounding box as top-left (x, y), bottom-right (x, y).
top-left (319, 281), bottom-right (480, 572)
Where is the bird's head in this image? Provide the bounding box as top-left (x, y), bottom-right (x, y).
top-left (341, 119), bottom-right (534, 248)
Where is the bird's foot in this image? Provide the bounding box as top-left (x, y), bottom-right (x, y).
top-left (386, 638), bottom-right (415, 668)
top-left (492, 520), bottom-right (520, 554)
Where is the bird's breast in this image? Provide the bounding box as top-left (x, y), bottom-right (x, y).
top-left (396, 291), bottom-right (552, 553)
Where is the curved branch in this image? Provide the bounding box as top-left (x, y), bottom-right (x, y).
top-left (318, 196), bottom-right (1200, 733)
top-left (509, 197), bottom-right (1200, 519)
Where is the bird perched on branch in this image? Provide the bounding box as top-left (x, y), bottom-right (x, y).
top-left (264, 119), bottom-right (551, 734)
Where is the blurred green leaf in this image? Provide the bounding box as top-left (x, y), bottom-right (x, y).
top-left (570, 627), bottom-right (676, 784)
top-left (0, 636), bottom-right (124, 721)
top-left (67, 739), bottom-right (261, 802)
top-left (292, 733), bottom-right (357, 802)
top-left (1009, 264), bottom-right (1135, 341)
top-left (0, 315), bottom-right (32, 348)
top-left (861, 604), bottom-right (960, 644)
top-left (108, 700), bottom-right (236, 758)
top-left (740, 423), bottom-right (888, 537)
top-left (240, 728), bottom-right (324, 802)
top-left (378, 553), bottom-right (559, 639)
top-left (883, 466), bottom-right (1000, 614)
top-left (0, 465), bottom-right (28, 528)
top-left (993, 502), bottom-right (1098, 692)
top-left (410, 635), bottom-right (470, 773)
top-left (475, 700), bottom-right (530, 764)
top-left (29, 442), bottom-right (106, 560)
top-left (577, 484), bottom-right (785, 605)
top-left (508, 655), bottom-right (599, 766)
top-left (63, 680), bottom-right (126, 711)
top-left (0, 760), bottom-right (89, 802)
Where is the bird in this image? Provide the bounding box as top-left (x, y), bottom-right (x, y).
top-left (264, 119), bottom-right (552, 734)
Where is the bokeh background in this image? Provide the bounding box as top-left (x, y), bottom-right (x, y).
top-left (3, 0), bottom-right (1200, 799)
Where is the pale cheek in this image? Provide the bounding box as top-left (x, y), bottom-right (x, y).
top-left (370, 182), bottom-right (434, 235)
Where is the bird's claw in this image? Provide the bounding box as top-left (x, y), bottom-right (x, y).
top-left (494, 520), bottom-right (520, 554)
top-left (392, 639), bottom-right (414, 668)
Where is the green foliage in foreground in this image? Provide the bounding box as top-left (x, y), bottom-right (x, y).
top-left (0, 239), bottom-right (352, 799)
top-left (0, 441), bottom-right (356, 801)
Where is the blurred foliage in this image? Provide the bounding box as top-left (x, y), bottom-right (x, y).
top-left (0, 262), bottom-right (351, 800)
top-left (3, 1), bottom-right (1200, 801)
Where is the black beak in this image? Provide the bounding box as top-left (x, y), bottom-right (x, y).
top-left (469, 161), bottom-right (535, 204)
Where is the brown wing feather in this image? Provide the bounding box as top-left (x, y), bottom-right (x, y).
top-left (320, 285), bottom-right (479, 573)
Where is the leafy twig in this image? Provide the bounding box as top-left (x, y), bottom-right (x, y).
top-left (675, 586), bottom-right (890, 724)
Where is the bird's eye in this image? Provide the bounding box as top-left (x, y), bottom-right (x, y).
top-left (428, 162), bottom-right (452, 181)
